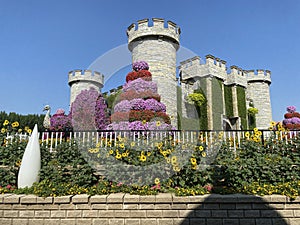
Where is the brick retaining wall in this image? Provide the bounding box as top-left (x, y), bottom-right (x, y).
top-left (1, 193), bottom-right (300, 225)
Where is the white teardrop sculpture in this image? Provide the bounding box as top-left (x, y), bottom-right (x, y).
top-left (18, 124), bottom-right (41, 188)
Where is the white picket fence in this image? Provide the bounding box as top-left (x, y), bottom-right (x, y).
top-left (6, 130), bottom-right (300, 152)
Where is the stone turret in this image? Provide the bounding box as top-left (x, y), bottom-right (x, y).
top-left (68, 69), bottom-right (104, 106)
top-left (246, 69), bottom-right (272, 129)
top-left (127, 18), bottom-right (181, 126)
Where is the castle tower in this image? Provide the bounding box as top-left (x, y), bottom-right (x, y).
top-left (127, 18), bottom-right (181, 127)
top-left (246, 70), bottom-right (272, 129)
top-left (68, 69), bottom-right (104, 106)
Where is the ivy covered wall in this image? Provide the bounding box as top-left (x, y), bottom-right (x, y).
top-left (236, 86), bottom-right (247, 129)
top-left (211, 78), bottom-right (224, 130)
top-left (224, 85), bottom-right (234, 118)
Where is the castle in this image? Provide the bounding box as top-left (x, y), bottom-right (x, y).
top-left (68, 18), bottom-right (272, 130)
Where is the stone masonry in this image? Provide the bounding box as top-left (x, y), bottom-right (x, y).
top-left (1, 193), bottom-right (300, 225)
top-left (68, 70), bottom-right (104, 107)
top-left (179, 55), bottom-right (272, 129)
top-left (127, 18), bottom-right (180, 126)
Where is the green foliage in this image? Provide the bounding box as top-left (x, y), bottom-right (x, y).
top-left (236, 86), bottom-right (247, 129)
top-left (105, 89), bottom-right (122, 111)
top-left (194, 88), bottom-right (208, 130)
top-left (177, 86), bottom-right (182, 130)
top-left (248, 107), bottom-right (258, 130)
top-left (212, 78), bottom-right (224, 129)
top-left (0, 111), bottom-right (44, 132)
top-left (212, 135), bottom-right (300, 198)
top-left (186, 93), bottom-right (206, 107)
top-left (2, 129), bottom-right (300, 199)
top-left (224, 85), bottom-right (234, 117)
top-left (248, 107), bottom-right (258, 115)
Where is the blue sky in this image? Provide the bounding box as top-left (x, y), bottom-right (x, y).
top-left (0, 0), bottom-right (299, 122)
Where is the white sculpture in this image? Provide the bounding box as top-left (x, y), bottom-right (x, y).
top-left (43, 105), bottom-right (51, 130)
top-left (18, 124), bottom-right (41, 188)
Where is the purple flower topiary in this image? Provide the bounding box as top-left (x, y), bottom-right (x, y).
top-left (287, 106), bottom-right (297, 113)
top-left (123, 78), bottom-right (157, 93)
top-left (132, 61), bottom-right (149, 71)
top-left (71, 88), bottom-right (109, 131)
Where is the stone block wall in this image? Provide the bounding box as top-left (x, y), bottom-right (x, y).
top-left (1, 193), bottom-right (300, 225)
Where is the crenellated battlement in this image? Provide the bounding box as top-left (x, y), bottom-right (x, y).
top-left (127, 18), bottom-right (180, 45)
top-left (179, 54), bottom-right (271, 88)
top-left (246, 69), bottom-right (271, 83)
top-left (68, 69), bottom-right (104, 87)
top-left (226, 65), bottom-right (247, 87)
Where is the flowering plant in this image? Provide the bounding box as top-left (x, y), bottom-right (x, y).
top-left (132, 61), bottom-right (149, 71)
top-left (110, 110), bottom-right (171, 124)
top-left (71, 88), bottom-right (109, 130)
top-left (144, 98), bottom-right (166, 112)
top-left (95, 95), bottom-right (109, 130)
top-left (126, 70), bottom-right (152, 82)
top-left (287, 106), bottom-right (296, 113)
top-left (114, 100), bottom-right (132, 113)
top-left (123, 78), bottom-right (157, 93)
top-left (50, 112), bottom-right (72, 132)
top-left (116, 90), bottom-right (161, 103)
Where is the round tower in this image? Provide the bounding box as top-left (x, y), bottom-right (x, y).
top-left (127, 18), bottom-right (181, 127)
top-left (246, 69), bottom-right (272, 129)
top-left (68, 69), bottom-right (104, 106)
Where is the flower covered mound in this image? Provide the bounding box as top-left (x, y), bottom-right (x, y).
top-left (107, 60), bottom-right (173, 130)
top-left (282, 106), bottom-right (300, 130)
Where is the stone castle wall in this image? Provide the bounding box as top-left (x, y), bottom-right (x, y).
top-left (179, 55), bottom-right (273, 129)
top-left (1, 193), bottom-right (300, 225)
top-left (127, 18), bottom-right (180, 126)
top-left (68, 70), bottom-right (104, 107)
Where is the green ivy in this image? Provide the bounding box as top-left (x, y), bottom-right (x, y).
top-left (224, 85), bottom-right (234, 117)
top-left (177, 86), bottom-right (182, 130)
top-left (236, 86), bottom-right (247, 129)
top-left (211, 78), bottom-right (223, 130)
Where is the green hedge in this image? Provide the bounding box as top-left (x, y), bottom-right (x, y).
top-left (211, 78), bottom-right (224, 130)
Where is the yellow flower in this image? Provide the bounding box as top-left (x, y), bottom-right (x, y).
top-left (3, 120), bottom-right (9, 126)
top-left (190, 157), bottom-right (197, 165)
top-left (15, 160), bottom-right (21, 167)
top-left (253, 127), bottom-right (259, 132)
top-left (147, 151), bottom-right (151, 156)
top-left (1, 128), bottom-right (6, 133)
top-left (12, 121), bottom-right (19, 128)
top-left (96, 142), bottom-right (101, 147)
top-left (24, 126), bottom-right (29, 131)
top-left (140, 155), bottom-right (147, 162)
top-left (201, 152), bottom-right (207, 157)
top-left (166, 158), bottom-right (171, 163)
top-left (270, 121), bottom-right (277, 127)
top-left (122, 152), bottom-right (127, 157)
top-left (142, 120), bottom-right (147, 125)
top-left (245, 132), bottom-right (250, 138)
top-left (18, 129), bottom-right (22, 133)
top-left (97, 153), bottom-right (101, 158)
top-left (116, 153), bottom-right (122, 159)
top-left (130, 142), bottom-right (135, 147)
top-left (171, 156), bottom-right (177, 165)
top-left (119, 143), bottom-right (125, 149)
top-left (109, 150), bottom-right (114, 155)
top-left (156, 121), bottom-right (161, 127)
top-left (173, 166), bottom-right (180, 172)
top-left (198, 146), bottom-right (204, 151)
top-left (27, 129), bottom-right (32, 134)
top-left (154, 178), bottom-right (160, 185)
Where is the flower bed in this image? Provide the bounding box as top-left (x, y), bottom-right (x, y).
top-left (1, 128), bottom-right (300, 200)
